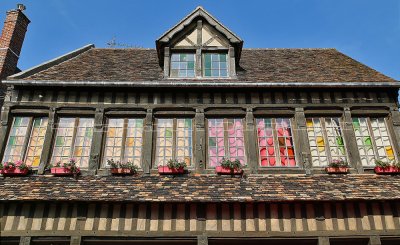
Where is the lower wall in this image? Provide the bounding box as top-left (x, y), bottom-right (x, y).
top-left (1, 201), bottom-right (400, 237)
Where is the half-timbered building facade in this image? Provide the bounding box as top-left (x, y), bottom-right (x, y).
top-left (1, 6), bottom-right (400, 245)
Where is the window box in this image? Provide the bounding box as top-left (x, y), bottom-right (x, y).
top-left (1, 168), bottom-right (29, 176)
top-left (51, 167), bottom-right (76, 176)
top-left (158, 166), bottom-right (185, 175)
top-left (374, 166), bottom-right (400, 174)
top-left (325, 167), bottom-right (349, 174)
top-left (110, 168), bottom-right (136, 175)
top-left (215, 166), bottom-right (243, 175)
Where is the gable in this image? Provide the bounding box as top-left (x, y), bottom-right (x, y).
top-left (173, 22), bottom-right (229, 48)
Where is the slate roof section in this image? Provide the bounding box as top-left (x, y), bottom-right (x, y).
top-left (1, 175), bottom-right (400, 202)
top-left (11, 48), bottom-right (397, 84)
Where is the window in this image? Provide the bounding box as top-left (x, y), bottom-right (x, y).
top-left (353, 117), bottom-right (396, 166)
top-left (256, 118), bottom-right (296, 167)
top-left (203, 53), bottom-right (228, 77)
top-left (2, 117), bottom-right (48, 167)
top-left (207, 118), bottom-right (246, 167)
top-left (306, 117), bottom-right (347, 166)
top-left (170, 53), bottom-right (195, 78)
top-left (51, 118), bottom-right (94, 168)
top-left (103, 118), bottom-right (144, 167)
top-left (155, 118), bottom-right (193, 166)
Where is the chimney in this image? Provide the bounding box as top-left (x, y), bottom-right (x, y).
top-left (0, 4), bottom-right (30, 80)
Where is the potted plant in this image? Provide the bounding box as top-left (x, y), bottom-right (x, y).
top-left (0, 160), bottom-right (31, 176)
top-left (374, 159), bottom-right (400, 174)
top-left (108, 159), bottom-right (138, 175)
top-left (50, 158), bottom-right (80, 176)
top-left (215, 158), bottom-right (244, 175)
top-left (325, 159), bottom-right (349, 174)
top-left (158, 159), bottom-right (186, 174)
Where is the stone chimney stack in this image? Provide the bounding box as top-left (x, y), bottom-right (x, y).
top-left (0, 4), bottom-right (30, 80)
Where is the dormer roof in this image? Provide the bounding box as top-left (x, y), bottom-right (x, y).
top-left (156, 6), bottom-right (243, 66)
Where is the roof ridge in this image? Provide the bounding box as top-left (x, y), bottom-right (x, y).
top-left (9, 44), bottom-right (95, 79)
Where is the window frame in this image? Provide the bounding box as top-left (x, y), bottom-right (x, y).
top-left (202, 52), bottom-right (229, 78)
top-left (352, 117), bottom-right (398, 166)
top-left (255, 117), bottom-right (297, 168)
top-left (306, 116), bottom-right (349, 167)
top-left (206, 117), bottom-right (247, 168)
top-left (50, 117), bottom-right (94, 168)
top-left (153, 117), bottom-right (195, 168)
top-left (170, 52), bottom-right (196, 78)
top-left (101, 117), bottom-right (145, 168)
top-left (2, 116), bottom-right (49, 168)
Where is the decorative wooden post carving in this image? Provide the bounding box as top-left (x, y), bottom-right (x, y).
top-left (294, 108), bottom-right (312, 174)
top-left (342, 107), bottom-right (363, 173)
top-left (0, 105), bottom-right (10, 158)
top-left (245, 108), bottom-right (258, 173)
top-left (88, 108), bottom-right (104, 175)
top-left (194, 108), bottom-right (205, 173)
top-left (38, 107), bottom-right (56, 174)
top-left (142, 109), bottom-right (153, 174)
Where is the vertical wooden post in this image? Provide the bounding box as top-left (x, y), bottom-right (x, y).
top-left (70, 236), bottom-right (81, 245)
top-left (294, 108), bottom-right (312, 174)
top-left (342, 107), bottom-right (363, 173)
top-left (38, 107), bottom-right (56, 174)
top-left (198, 235), bottom-right (208, 245)
top-left (245, 108), bottom-right (257, 173)
top-left (163, 47), bottom-right (170, 78)
top-left (0, 105), bottom-right (11, 158)
top-left (318, 237), bottom-right (330, 245)
top-left (142, 109), bottom-right (153, 174)
top-left (194, 108), bottom-right (206, 173)
top-left (368, 235), bottom-right (381, 245)
top-left (19, 237), bottom-right (31, 245)
top-left (195, 20), bottom-right (203, 78)
top-left (229, 46), bottom-right (237, 78)
top-left (389, 107), bottom-right (400, 160)
top-left (88, 108), bottom-right (104, 175)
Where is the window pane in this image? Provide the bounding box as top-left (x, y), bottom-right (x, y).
top-left (256, 118), bottom-right (296, 167)
top-left (156, 119), bottom-right (174, 166)
top-left (73, 118), bottom-right (94, 168)
top-left (3, 117), bottom-right (30, 163)
top-left (203, 53), bottom-right (228, 77)
top-left (353, 117), bottom-right (396, 165)
top-left (175, 119), bottom-right (193, 166)
top-left (170, 53), bottom-right (195, 78)
top-left (124, 119), bottom-right (144, 166)
top-left (208, 118), bottom-right (246, 167)
top-left (103, 119), bottom-right (124, 165)
top-left (51, 118), bottom-right (75, 166)
top-left (306, 118), bottom-right (346, 166)
top-left (25, 118), bottom-right (48, 167)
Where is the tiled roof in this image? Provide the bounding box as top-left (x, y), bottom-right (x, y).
top-left (1, 174), bottom-right (400, 202)
top-left (15, 48), bottom-right (396, 83)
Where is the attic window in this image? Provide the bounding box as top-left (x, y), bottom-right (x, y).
top-left (203, 53), bottom-right (228, 77)
top-left (170, 53), bottom-right (195, 78)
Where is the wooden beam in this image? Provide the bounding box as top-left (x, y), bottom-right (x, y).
top-left (294, 107), bottom-right (312, 174)
top-left (70, 236), bottom-right (81, 245)
top-left (198, 235), bottom-right (208, 245)
top-left (194, 109), bottom-right (205, 173)
top-left (245, 108), bottom-right (257, 173)
top-left (343, 107), bottom-right (363, 173)
top-left (38, 108), bottom-right (55, 174)
top-left (142, 109), bottom-right (154, 174)
top-left (318, 237), bottom-right (330, 245)
top-left (88, 108), bottom-right (105, 175)
top-left (19, 237), bottom-right (31, 245)
top-left (368, 235), bottom-right (381, 245)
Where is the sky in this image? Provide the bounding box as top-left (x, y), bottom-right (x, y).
top-left (1, 0), bottom-right (399, 84)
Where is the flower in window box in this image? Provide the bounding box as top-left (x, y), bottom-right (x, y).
top-left (325, 159), bottom-right (349, 174)
top-left (158, 159), bottom-right (186, 175)
top-left (0, 160), bottom-right (31, 176)
top-left (215, 158), bottom-right (245, 175)
top-left (50, 158), bottom-right (80, 176)
top-left (108, 159), bottom-right (138, 175)
top-left (374, 160), bottom-right (400, 174)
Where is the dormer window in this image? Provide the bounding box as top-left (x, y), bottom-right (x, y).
top-left (170, 53), bottom-right (195, 78)
top-left (204, 53), bottom-right (228, 77)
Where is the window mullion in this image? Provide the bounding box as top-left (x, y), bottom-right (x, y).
top-left (223, 118), bottom-right (229, 159)
top-left (321, 118), bottom-right (333, 163)
top-left (367, 118), bottom-right (379, 159)
top-left (120, 118), bottom-right (128, 162)
top-left (70, 118), bottom-right (79, 159)
top-left (172, 118), bottom-right (177, 160)
top-left (271, 118), bottom-right (281, 166)
top-left (21, 117), bottom-right (34, 161)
